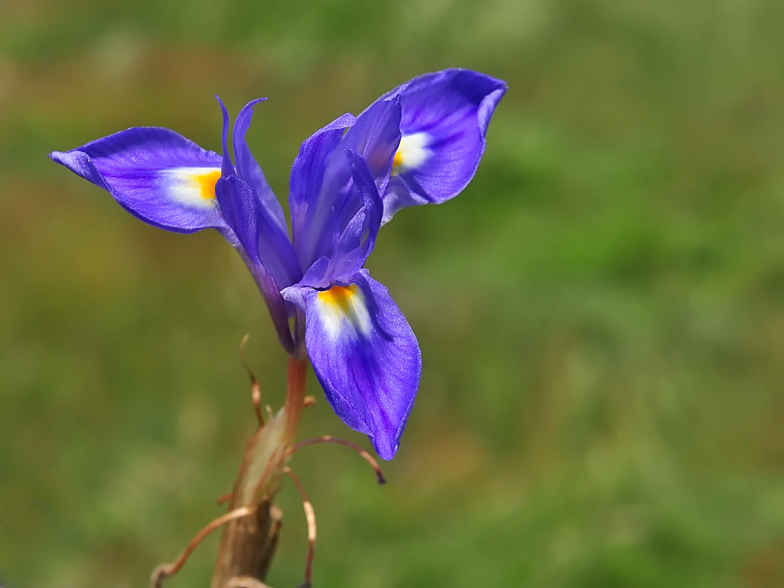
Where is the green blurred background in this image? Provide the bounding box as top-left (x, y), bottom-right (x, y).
top-left (2, 0), bottom-right (784, 586)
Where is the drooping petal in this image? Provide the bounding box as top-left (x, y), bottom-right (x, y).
top-left (216, 174), bottom-right (295, 353)
top-left (282, 270), bottom-right (421, 460)
top-left (50, 128), bottom-right (231, 237)
top-left (380, 69), bottom-right (507, 223)
top-left (289, 113), bottom-right (357, 270)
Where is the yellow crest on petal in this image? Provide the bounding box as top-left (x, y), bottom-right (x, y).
top-left (163, 166), bottom-right (221, 208)
top-left (317, 284), bottom-right (372, 339)
top-left (195, 170), bottom-right (221, 200)
top-left (392, 132), bottom-right (431, 175)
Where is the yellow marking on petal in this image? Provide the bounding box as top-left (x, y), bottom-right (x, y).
top-left (392, 150), bottom-right (404, 171)
top-left (317, 284), bottom-right (372, 338)
top-left (195, 170), bottom-right (220, 200)
top-left (391, 132), bottom-right (431, 175)
top-left (319, 284), bottom-right (359, 313)
top-left (164, 166), bottom-right (221, 208)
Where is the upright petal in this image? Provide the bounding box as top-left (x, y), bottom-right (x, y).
top-left (232, 98), bottom-right (289, 234)
top-left (214, 172), bottom-right (300, 298)
top-left (216, 175), bottom-right (295, 353)
top-left (214, 175), bottom-right (262, 266)
top-left (282, 270), bottom-right (421, 460)
top-left (289, 113), bottom-right (357, 269)
top-left (330, 149), bottom-right (383, 270)
top-left (289, 150), bottom-right (383, 290)
top-left (342, 92), bottom-right (402, 196)
top-left (217, 97), bottom-right (236, 178)
top-left (379, 69), bottom-right (507, 223)
top-left (50, 128), bottom-right (231, 237)
top-left (226, 98), bottom-right (302, 289)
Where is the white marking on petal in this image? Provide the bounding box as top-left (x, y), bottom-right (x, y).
top-left (317, 284), bottom-right (373, 340)
top-left (392, 132), bottom-right (431, 174)
top-left (161, 167), bottom-right (221, 208)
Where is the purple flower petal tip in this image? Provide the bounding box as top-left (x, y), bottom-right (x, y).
top-left (51, 127), bottom-right (230, 234)
top-left (380, 68), bottom-right (507, 222)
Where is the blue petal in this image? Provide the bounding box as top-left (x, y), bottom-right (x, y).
top-left (214, 175), bottom-right (262, 266)
top-left (380, 69), bottom-right (507, 223)
top-left (289, 113), bottom-right (357, 270)
top-left (289, 149), bottom-right (382, 290)
top-left (282, 270), bottom-right (421, 460)
top-left (232, 98), bottom-right (289, 235)
top-left (342, 92), bottom-right (402, 196)
top-left (221, 98), bottom-right (302, 290)
top-left (50, 128), bottom-right (232, 237)
top-left (217, 97), bottom-right (236, 178)
top-left (329, 149), bottom-right (383, 274)
top-left (215, 175), bottom-right (295, 352)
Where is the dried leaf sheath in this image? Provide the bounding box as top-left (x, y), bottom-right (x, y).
top-left (211, 409), bottom-right (288, 587)
top-left (212, 356), bottom-right (307, 588)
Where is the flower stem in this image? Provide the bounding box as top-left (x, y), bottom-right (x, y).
top-left (284, 355), bottom-right (308, 445)
top-left (210, 354), bottom-right (308, 588)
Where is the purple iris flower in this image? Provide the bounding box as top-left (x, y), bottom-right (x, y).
top-left (51, 69), bottom-right (506, 459)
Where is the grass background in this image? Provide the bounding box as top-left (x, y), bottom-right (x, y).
top-left (2, 0), bottom-right (784, 586)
